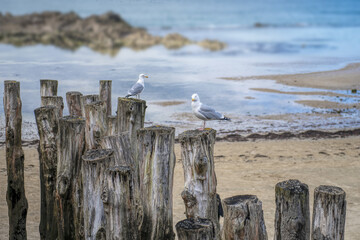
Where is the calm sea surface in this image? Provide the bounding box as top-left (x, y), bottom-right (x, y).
top-left (1, 0), bottom-right (360, 137)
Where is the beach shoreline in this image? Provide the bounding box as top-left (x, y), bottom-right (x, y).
top-left (222, 62), bottom-right (360, 91)
top-left (1, 136), bottom-right (359, 239)
top-left (1, 62), bottom-right (360, 143)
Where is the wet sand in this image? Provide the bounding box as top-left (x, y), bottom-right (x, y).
top-left (222, 62), bottom-right (360, 90)
top-left (251, 88), bottom-right (360, 110)
top-left (1, 137), bottom-right (359, 239)
top-left (295, 100), bottom-right (360, 110)
top-left (250, 88), bottom-right (360, 98)
top-left (149, 101), bottom-right (186, 107)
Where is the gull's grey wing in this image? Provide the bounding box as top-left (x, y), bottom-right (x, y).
top-left (128, 82), bottom-right (144, 96)
top-left (198, 103), bottom-right (224, 120)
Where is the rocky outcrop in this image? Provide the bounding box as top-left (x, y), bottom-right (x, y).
top-left (0, 11), bottom-right (226, 54)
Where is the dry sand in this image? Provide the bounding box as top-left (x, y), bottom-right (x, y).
top-left (222, 62), bottom-right (360, 90)
top-left (1, 137), bottom-right (359, 239)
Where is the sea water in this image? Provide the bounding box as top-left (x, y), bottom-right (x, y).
top-left (0, 0), bottom-right (360, 139)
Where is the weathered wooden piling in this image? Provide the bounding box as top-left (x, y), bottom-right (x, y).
top-left (137, 126), bottom-right (176, 240)
top-left (274, 179), bottom-right (310, 240)
top-left (99, 80), bottom-right (112, 116)
top-left (82, 149), bottom-right (115, 239)
top-left (84, 101), bottom-right (108, 149)
top-left (41, 96), bottom-right (64, 117)
top-left (80, 94), bottom-right (99, 117)
top-left (40, 79), bottom-right (58, 96)
top-left (222, 195), bottom-right (267, 240)
top-left (34, 106), bottom-right (59, 239)
top-left (312, 185), bottom-right (346, 240)
top-left (117, 97), bottom-right (146, 143)
top-left (179, 129), bottom-right (220, 237)
top-left (102, 166), bottom-right (137, 240)
top-left (4, 80), bottom-right (28, 239)
top-left (100, 134), bottom-right (134, 166)
top-left (66, 91), bottom-right (83, 116)
top-left (176, 218), bottom-right (215, 240)
top-left (106, 115), bottom-right (117, 136)
top-left (56, 116), bottom-right (86, 240)
top-left (100, 134), bottom-right (141, 224)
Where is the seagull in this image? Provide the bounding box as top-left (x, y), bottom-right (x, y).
top-left (125, 74), bottom-right (148, 99)
top-left (191, 93), bottom-right (231, 129)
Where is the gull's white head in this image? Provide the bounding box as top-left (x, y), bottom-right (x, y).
top-left (139, 73), bottom-right (149, 79)
top-left (191, 93), bottom-right (200, 102)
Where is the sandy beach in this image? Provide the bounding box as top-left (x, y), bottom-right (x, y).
top-left (1, 136), bottom-right (359, 239)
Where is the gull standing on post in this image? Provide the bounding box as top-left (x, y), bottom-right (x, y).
top-left (191, 93), bottom-right (231, 130)
top-left (125, 74), bottom-right (148, 99)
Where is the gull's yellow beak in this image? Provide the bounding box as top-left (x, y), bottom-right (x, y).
top-left (192, 98), bottom-right (195, 101)
top-left (145, 75), bottom-right (149, 78)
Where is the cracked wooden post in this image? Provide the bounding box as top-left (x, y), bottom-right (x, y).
top-left (56, 116), bottom-right (86, 240)
top-left (81, 94), bottom-right (99, 117)
top-left (84, 101), bottom-right (108, 149)
top-left (312, 185), bottom-right (346, 240)
top-left (179, 129), bottom-right (220, 238)
top-left (34, 106), bottom-right (59, 240)
top-left (82, 149), bottom-right (115, 239)
top-left (102, 166), bottom-right (137, 240)
top-left (222, 195), bottom-right (268, 240)
top-left (99, 80), bottom-right (112, 116)
top-left (4, 80), bottom-right (28, 239)
top-left (100, 134), bottom-right (141, 223)
top-left (66, 91), bottom-right (83, 116)
top-left (106, 115), bottom-right (117, 136)
top-left (100, 134), bottom-right (134, 166)
top-left (274, 179), bottom-right (310, 240)
top-left (176, 218), bottom-right (215, 240)
top-left (137, 126), bottom-right (176, 240)
top-left (117, 97), bottom-right (146, 143)
top-left (41, 96), bottom-right (64, 117)
top-left (40, 79), bottom-right (58, 96)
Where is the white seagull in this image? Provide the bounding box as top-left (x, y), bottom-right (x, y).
top-left (125, 74), bottom-right (148, 99)
top-left (191, 93), bottom-right (230, 129)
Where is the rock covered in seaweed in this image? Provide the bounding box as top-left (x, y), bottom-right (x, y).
top-left (0, 11), bottom-right (226, 54)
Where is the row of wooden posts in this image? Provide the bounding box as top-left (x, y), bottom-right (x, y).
top-left (4, 79), bottom-right (346, 240)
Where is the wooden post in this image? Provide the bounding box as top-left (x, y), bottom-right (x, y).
top-left (176, 218), bottom-right (215, 240)
top-left (41, 96), bottom-right (64, 117)
top-left (84, 101), bottom-right (107, 149)
top-left (102, 166), bottom-right (137, 240)
top-left (178, 129), bottom-right (220, 238)
top-left (274, 179), bottom-right (310, 240)
top-left (312, 185), bottom-right (346, 240)
top-left (137, 126), bottom-right (176, 240)
top-left (117, 97), bottom-right (146, 143)
top-left (82, 149), bottom-right (115, 239)
top-left (4, 80), bottom-right (28, 239)
top-left (222, 195), bottom-right (268, 240)
top-left (99, 80), bottom-right (112, 116)
top-left (100, 134), bottom-right (134, 166)
top-left (100, 134), bottom-right (141, 223)
top-left (100, 134), bottom-right (141, 219)
top-left (34, 106), bottom-right (59, 239)
top-left (56, 116), bottom-right (86, 240)
top-left (81, 94), bottom-right (99, 117)
top-left (106, 115), bottom-right (117, 136)
top-left (40, 79), bottom-right (58, 96)
top-left (66, 91), bottom-right (83, 116)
